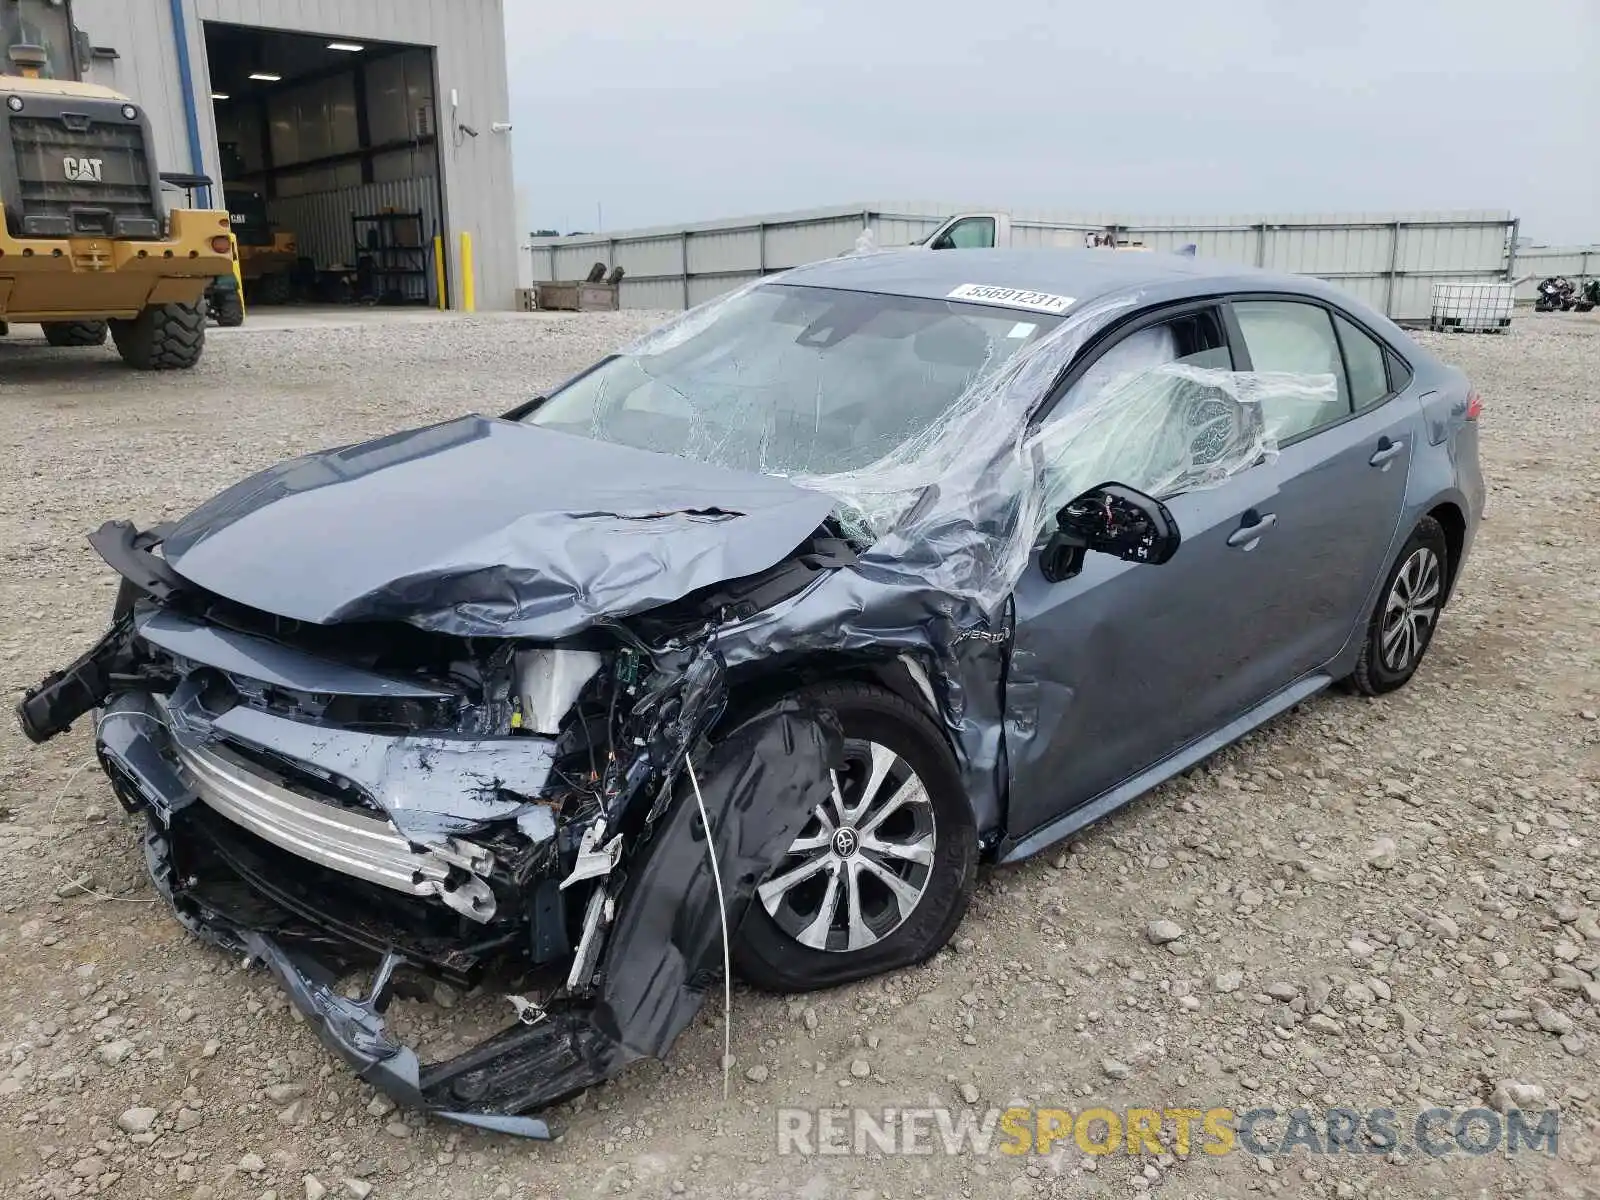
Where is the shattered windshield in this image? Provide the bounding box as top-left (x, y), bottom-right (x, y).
top-left (526, 284), bottom-right (1058, 476)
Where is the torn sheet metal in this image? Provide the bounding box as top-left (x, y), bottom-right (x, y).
top-left (138, 608), bottom-right (454, 699)
top-left (157, 416), bottom-right (836, 640)
top-left (414, 698), bottom-right (840, 1116)
top-left (141, 698), bottom-right (837, 1130)
top-left (200, 704), bottom-right (558, 838)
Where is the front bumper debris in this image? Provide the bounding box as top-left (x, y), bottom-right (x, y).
top-left (123, 698), bottom-right (837, 1134)
top-left (21, 530), bottom-right (844, 1134)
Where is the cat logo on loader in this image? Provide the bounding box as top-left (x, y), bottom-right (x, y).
top-left (62, 156), bottom-right (104, 182)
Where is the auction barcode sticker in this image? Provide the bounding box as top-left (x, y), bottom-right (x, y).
top-left (947, 284), bottom-right (1075, 314)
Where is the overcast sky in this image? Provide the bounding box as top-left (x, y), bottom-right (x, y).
top-left (504, 0), bottom-right (1598, 243)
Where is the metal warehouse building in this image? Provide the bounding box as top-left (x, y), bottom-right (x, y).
top-left (70, 0), bottom-right (517, 308)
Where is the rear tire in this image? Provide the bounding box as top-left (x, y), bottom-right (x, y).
top-left (110, 303), bottom-right (206, 370)
top-left (252, 271), bottom-right (293, 305)
top-left (732, 681), bottom-right (977, 993)
top-left (1345, 517), bottom-right (1449, 696)
top-left (42, 320), bottom-right (108, 347)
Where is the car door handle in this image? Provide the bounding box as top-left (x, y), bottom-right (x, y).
top-left (1369, 437), bottom-right (1406, 467)
top-left (1226, 511), bottom-right (1277, 549)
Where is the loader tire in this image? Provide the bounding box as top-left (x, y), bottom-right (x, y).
top-left (253, 271), bottom-right (293, 305)
top-left (42, 320), bottom-right (108, 347)
top-left (110, 303), bottom-right (206, 371)
top-left (211, 290), bottom-right (245, 327)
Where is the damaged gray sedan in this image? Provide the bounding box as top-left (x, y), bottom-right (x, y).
top-left (16, 249), bottom-right (1484, 1135)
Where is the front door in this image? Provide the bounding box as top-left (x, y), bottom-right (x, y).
top-left (1001, 303), bottom-right (1301, 845)
top-left (1004, 462), bottom-right (1285, 844)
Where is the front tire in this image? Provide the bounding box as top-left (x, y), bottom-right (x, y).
top-left (210, 290), bottom-right (245, 327)
top-left (42, 320), bottom-right (108, 347)
top-left (1346, 517), bottom-right (1448, 696)
top-left (110, 302), bottom-right (205, 370)
top-left (733, 681), bottom-right (977, 993)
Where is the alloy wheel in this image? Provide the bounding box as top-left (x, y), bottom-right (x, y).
top-left (1380, 546), bottom-right (1442, 672)
top-left (758, 740), bottom-right (936, 953)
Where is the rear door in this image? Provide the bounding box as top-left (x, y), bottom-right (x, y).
top-left (1229, 298), bottom-right (1420, 673)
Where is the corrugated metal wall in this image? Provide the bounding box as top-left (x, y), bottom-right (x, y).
top-left (270, 177), bottom-right (440, 279)
top-left (528, 203), bottom-right (1522, 321)
top-left (71, 0), bottom-right (517, 309)
top-left (1511, 245), bottom-right (1600, 300)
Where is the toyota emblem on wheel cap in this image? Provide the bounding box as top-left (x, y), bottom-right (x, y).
top-left (831, 827), bottom-right (860, 857)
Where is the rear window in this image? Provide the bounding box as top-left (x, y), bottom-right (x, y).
top-left (1334, 314), bottom-right (1391, 409)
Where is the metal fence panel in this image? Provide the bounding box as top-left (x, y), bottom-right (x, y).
top-left (527, 204), bottom-right (1525, 320)
top-left (617, 277), bottom-right (686, 310)
top-left (1510, 246), bottom-right (1599, 300)
top-left (760, 216), bottom-right (870, 268)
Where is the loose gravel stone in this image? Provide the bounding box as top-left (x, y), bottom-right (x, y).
top-left (1490, 1081), bottom-right (1547, 1113)
top-left (1532, 1000), bottom-right (1574, 1035)
top-left (1365, 838), bottom-right (1400, 870)
top-left (1211, 970), bottom-right (1244, 994)
top-left (1145, 920), bottom-right (1184, 945)
top-left (117, 1106), bottom-right (157, 1135)
top-left (95, 1039), bottom-right (134, 1066)
top-left (1426, 914), bottom-right (1460, 940)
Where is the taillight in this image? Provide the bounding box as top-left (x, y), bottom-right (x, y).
top-left (1465, 390), bottom-right (1482, 421)
top-left (210, 235), bottom-right (233, 254)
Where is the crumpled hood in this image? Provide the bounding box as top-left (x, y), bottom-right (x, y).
top-left (161, 415), bottom-right (837, 638)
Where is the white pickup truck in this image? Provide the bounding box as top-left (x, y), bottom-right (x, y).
top-left (903, 212), bottom-right (1161, 253)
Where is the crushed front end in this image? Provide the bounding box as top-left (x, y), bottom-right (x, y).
top-left (17, 521), bottom-right (839, 1136)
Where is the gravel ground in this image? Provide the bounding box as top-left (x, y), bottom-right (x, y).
top-left (0, 310), bottom-right (1597, 1200)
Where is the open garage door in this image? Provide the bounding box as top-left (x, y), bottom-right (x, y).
top-left (203, 24), bottom-right (445, 307)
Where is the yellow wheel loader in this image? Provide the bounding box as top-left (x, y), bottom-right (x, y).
top-left (227, 186), bottom-right (298, 305)
top-left (1, 0), bottom-right (232, 369)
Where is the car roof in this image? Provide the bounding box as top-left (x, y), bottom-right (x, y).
top-left (778, 247), bottom-right (1352, 314)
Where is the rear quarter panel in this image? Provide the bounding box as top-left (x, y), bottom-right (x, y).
top-left (1400, 351), bottom-right (1484, 589)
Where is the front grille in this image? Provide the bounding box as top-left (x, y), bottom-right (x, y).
top-left (171, 736), bottom-right (500, 922)
top-left (8, 114), bottom-right (161, 238)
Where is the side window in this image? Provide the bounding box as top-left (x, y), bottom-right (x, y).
top-left (1035, 309), bottom-right (1240, 514)
top-left (931, 216), bottom-right (996, 250)
top-left (1232, 300), bottom-right (1353, 441)
top-left (1387, 351), bottom-right (1414, 392)
top-left (1333, 313), bottom-right (1391, 410)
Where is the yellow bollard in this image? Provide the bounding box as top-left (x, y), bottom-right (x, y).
top-left (432, 234), bottom-right (446, 311)
top-left (230, 232), bottom-right (246, 321)
top-left (459, 230), bottom-right (476, 313)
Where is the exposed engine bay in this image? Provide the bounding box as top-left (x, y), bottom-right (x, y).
top-left (16, 517), bottom-right (868, 1136)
